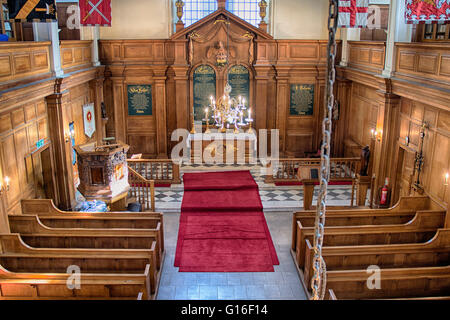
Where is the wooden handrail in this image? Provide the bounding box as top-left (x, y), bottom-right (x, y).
top-left (265, 157), bottom-right (361, 183)
top-left (127, 159), bottom-right (181, 184)
top-left (128, 166), bottom-right (155, 212)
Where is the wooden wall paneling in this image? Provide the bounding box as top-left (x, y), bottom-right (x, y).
top-left (254, 66), bottom-right (271, 133)
top-left (0, 42), bottom-right (51, 89)
top-left (347, 41), bottom-right (386, 73)
top-left (60, 41), bottom-right (93, 72)
top-left (394, 43), bottom-right (450, 90)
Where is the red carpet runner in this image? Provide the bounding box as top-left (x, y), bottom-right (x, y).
top-left (174, 171), bottom-right (279, 272)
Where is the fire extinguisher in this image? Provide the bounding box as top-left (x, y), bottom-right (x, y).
top-left (379, 178), bottom-right (390, 206)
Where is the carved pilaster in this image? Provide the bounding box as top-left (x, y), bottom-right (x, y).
top-left (90, 67), bottom-right (106, 144)
top-left (372, 89), bottom-right (401, 205)
top-left (154, 66), bottom-right (169, 158)
top-left (46, 90), bottom-right (76, 210)
top-left (275, 67), bottom-right (290, 156)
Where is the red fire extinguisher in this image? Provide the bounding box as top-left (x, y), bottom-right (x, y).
top-left (379, 178), bottom-right (390, 206)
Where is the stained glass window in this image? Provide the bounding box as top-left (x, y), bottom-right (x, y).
top-left (226, 0), bottom-right (266, 27)
top-left (181, 0), bottom-right (218, 27)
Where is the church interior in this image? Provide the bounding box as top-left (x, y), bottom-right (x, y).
top-left (0, 0), bottom-right (449, 302)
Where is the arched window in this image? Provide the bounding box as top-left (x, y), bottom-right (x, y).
top-left (180, 0), bottom-right (218, 28)
top-left (226, 0), bottom-right (268, 27)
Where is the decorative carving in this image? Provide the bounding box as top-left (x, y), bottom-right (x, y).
top-left (175, 0), bottom-right (185, 22)
top-left (242, 32), bottom-right (255, 65)
top-left (259, 0), bottom-right (268, 21)
top-left (207, 41), bottom-right (236, 68)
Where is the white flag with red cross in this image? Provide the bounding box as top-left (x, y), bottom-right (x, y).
top-left (338, 0), bottom-right (369, 28)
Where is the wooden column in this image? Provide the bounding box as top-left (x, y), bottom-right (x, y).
top-left (372, 86), bottom-right (401, 204)
top-left (90, 68), bottom-right (106, 144)
top-left (111, 76), bottom-right (126, 143)
top-left (275, 67), bottom-right (290, 157)
top-left (335, 76), bottom-right (352, 157)
top-left (154, 67), bottom-right (168, 158)
top-left (254, 66), bottom-right (271, 132)
top-left (46, 90), bottom-right (76, 210)
top-left (173, 66), bottom-right (190, 131)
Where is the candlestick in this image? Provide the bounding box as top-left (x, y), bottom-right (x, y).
top-left (204, 108), bottom-right (211, 133)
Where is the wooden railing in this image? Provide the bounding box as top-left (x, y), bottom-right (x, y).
top-left (60, 40), bottom-right (93, 71)
top-left (0, 41), bottom-right (51, 87)
top-left (127, 159), bottom-right (181, 184)
top-left (347, 41), bottom-right (386, 73)
top-left (128, 166), bottom-right (155, 212)
top-left (394, 42), bottom-right (450, 88)
top-left (265, 157), bottom-right (361, 183)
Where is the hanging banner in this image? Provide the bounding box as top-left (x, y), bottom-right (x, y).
top-left (79, 0), bottom-right (112, 26)
top-left (83, 103), bottom-right (96, 138)
top-left (338, 0), bottom-right (369, 28)
top-left (405, 0), bottom-right (450, 24)
top-left (7, 0), bottom-right (57, 22)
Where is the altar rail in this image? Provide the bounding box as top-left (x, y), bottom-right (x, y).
top-left (265, 157), bottom-right (361, 184)
top-left (127, 159), bottom-right (181, 185)
top-left (128, 166), bottom-right (155, 212)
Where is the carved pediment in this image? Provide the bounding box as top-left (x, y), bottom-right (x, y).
top-left (175, 10), bottom-right (270, 68)
top-left (171, 8), bottom-right (273, 41)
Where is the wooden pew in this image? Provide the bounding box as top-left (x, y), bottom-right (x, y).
top-left (0, 265), bottom-right (149, 300)
top-left (291, 195), bottom-right (438, 252)
top-left (0, 233), bottom-right (159, 296)
top-left (21, 199), bottom-right (165, 250)
top-left (295, 210), bottom-right (446, 269)
top-left (303, 228), bottom-right (450, 286)
top-left (325, 266), bottom-right (450, 299)
top-left (7, 215), bottom-right (164, 270)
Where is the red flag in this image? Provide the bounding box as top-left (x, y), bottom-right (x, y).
top-left (406, 0), bottom-right (450, 24)
top-left (79, 0), bottom-right (111, 26)
top-left (338, 0), bottom-right (369, 28)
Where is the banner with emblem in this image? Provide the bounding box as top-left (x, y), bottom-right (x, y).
top-left (83, 103), bottom-right (96, 138)
top-left (79, 0), bottom-right (112, 26)
top-left (338, 0), bottom-right (369, 28)
top-left (7, 0), bottom-right (57, 21)
top-left (405, 0), bottom-right (450, 24)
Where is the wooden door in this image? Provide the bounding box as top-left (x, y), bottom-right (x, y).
top-left (395, 147), bottom-right (415, 200)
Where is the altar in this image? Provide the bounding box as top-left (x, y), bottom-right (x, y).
top-left (188, 132), bottom-right (257, 164)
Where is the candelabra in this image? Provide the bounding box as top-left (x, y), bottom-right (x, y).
top-left (208, 82), bottom-right (253, 133)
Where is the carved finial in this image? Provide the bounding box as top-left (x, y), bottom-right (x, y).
top-left (175, 0), bottom-right (185, 32)
top-left (218, 0), bottom-right (226, 9)
top-left (258, 0), bottom-right (268, 32)
top-left (175, 0), bottom-right (185, 22)
top-left (259, 0), bottom-right (267, 21)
